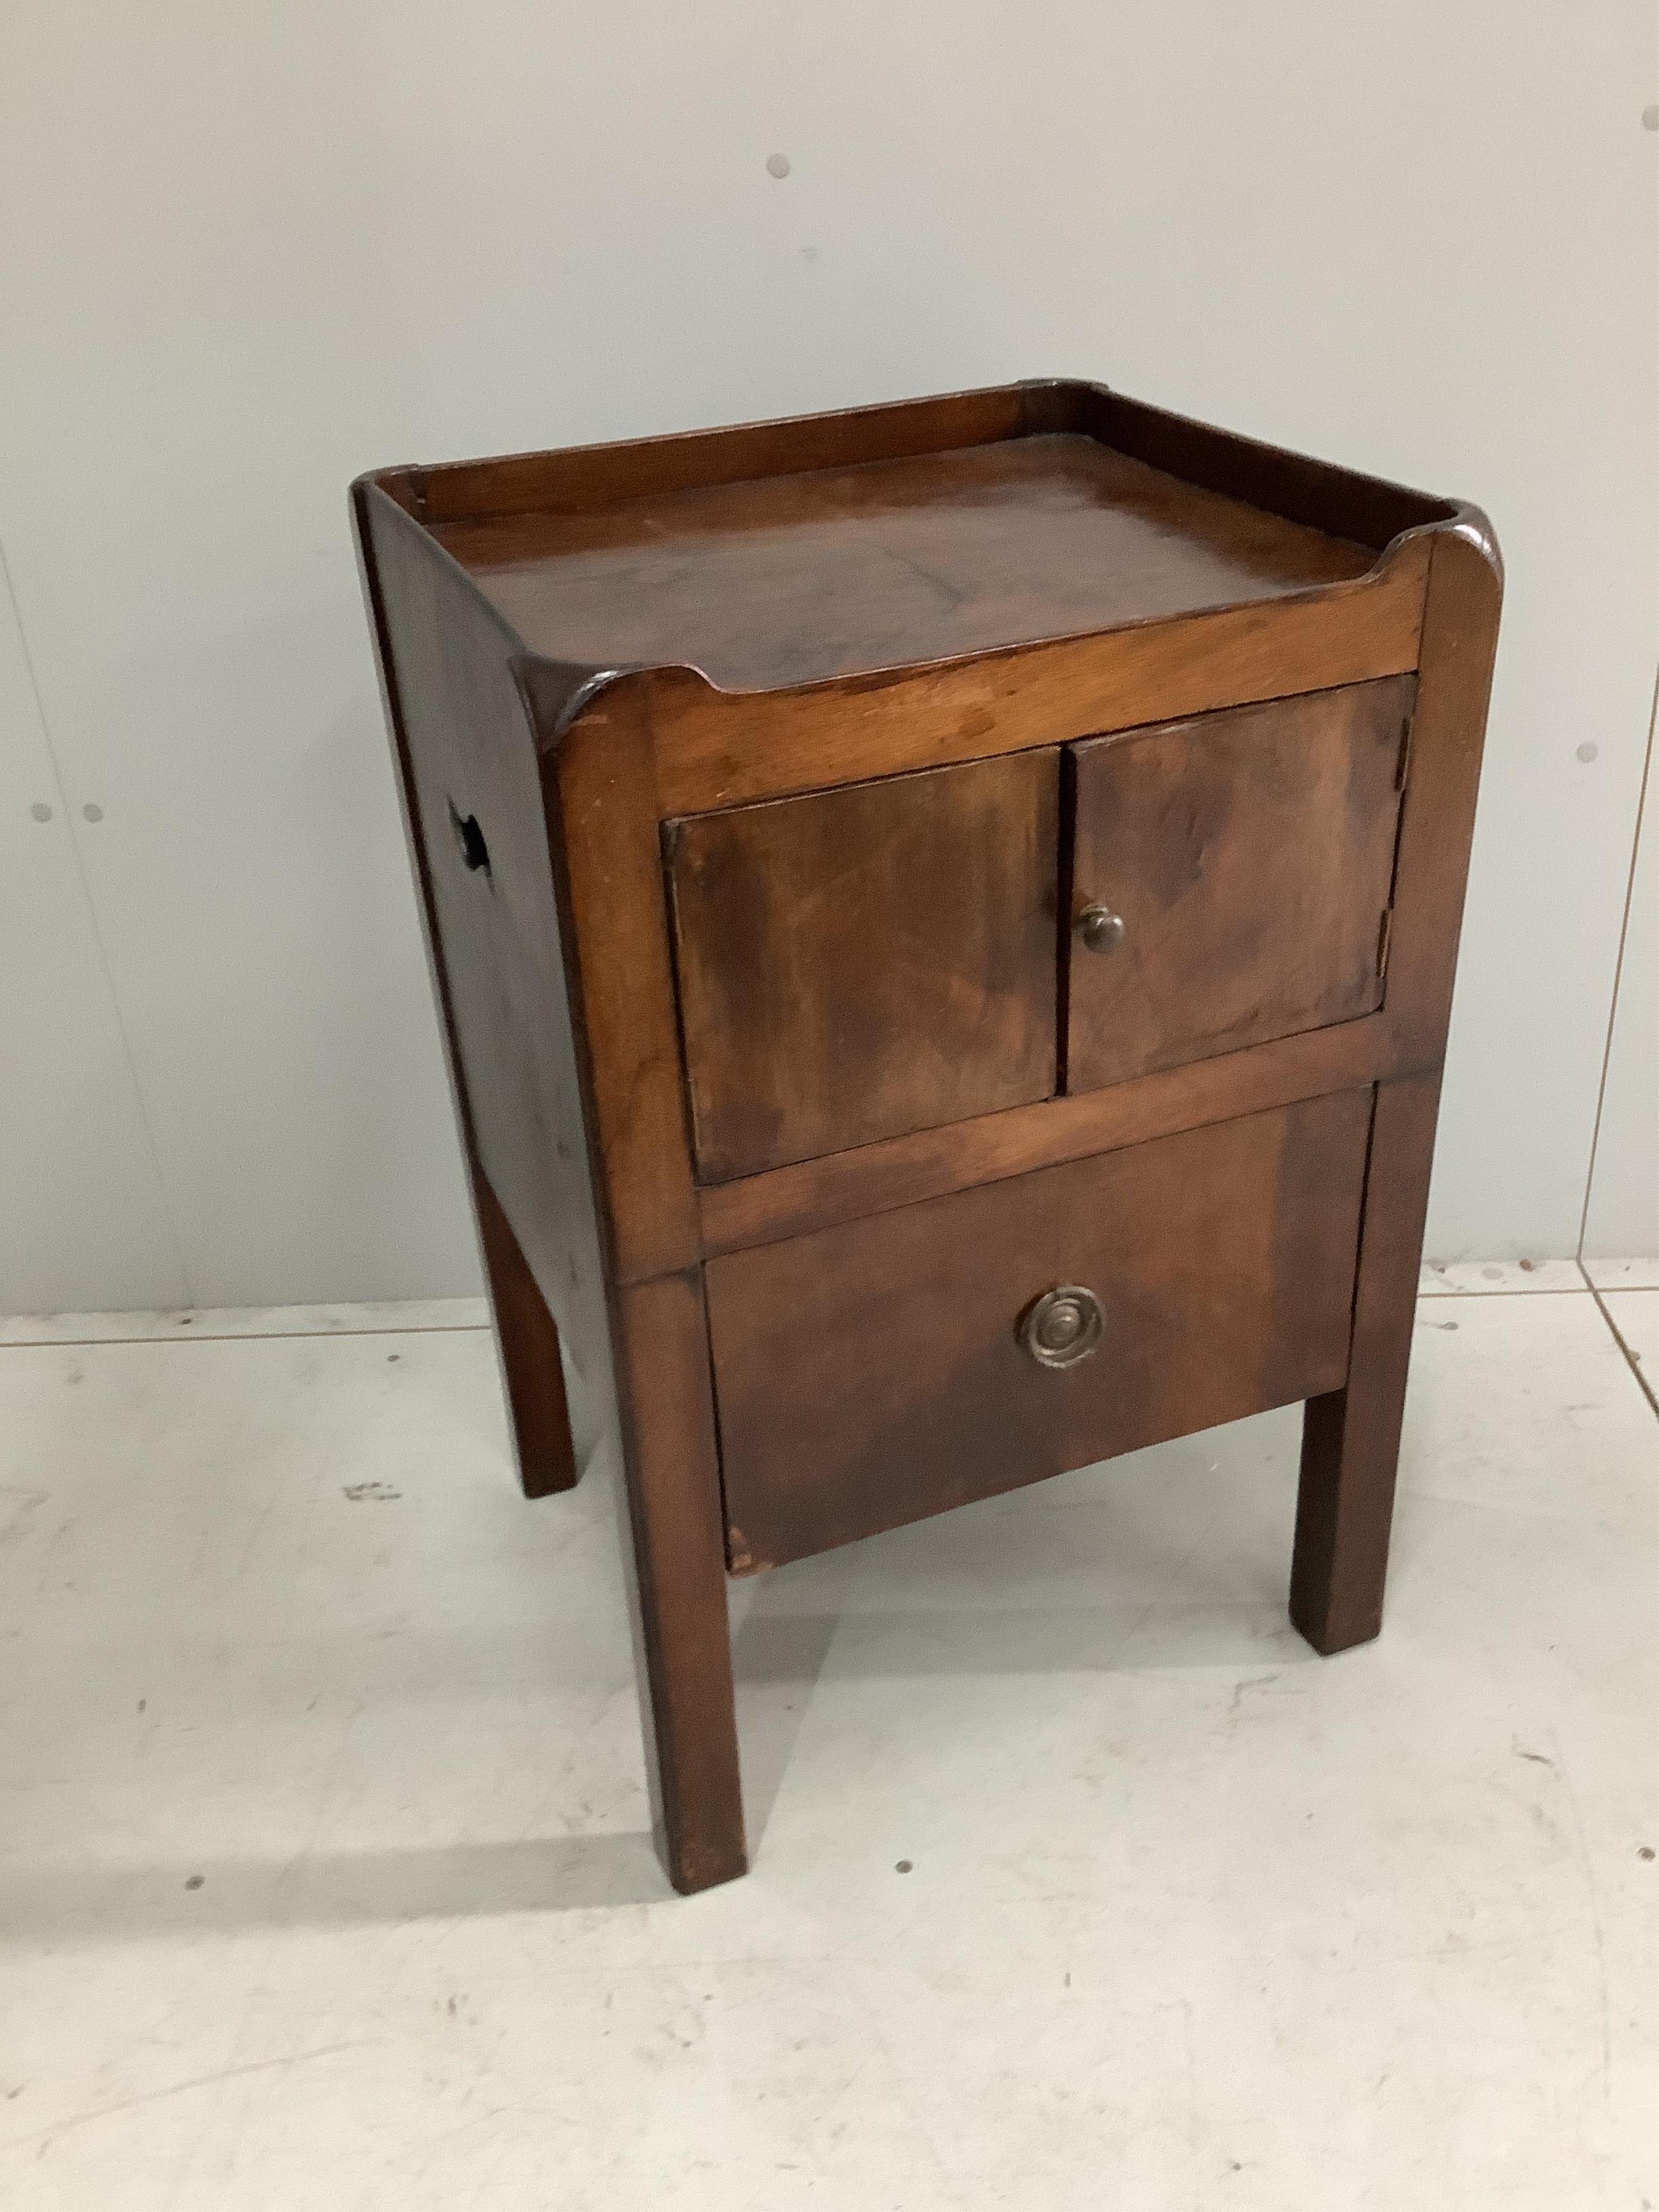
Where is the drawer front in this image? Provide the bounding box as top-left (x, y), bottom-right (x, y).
top-left (707, 1089), bottom-right (1371, 1569)
top-left (1065, 678), bottom-right (1413, 1094)
top-left (666, 752), bottom-right (1058, 1183)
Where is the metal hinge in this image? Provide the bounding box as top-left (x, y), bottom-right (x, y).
top-left (1377, 906), bottom-right (1394, 982)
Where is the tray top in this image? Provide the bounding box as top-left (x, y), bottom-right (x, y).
top-left (430, 434), bottom-right (1375, 693)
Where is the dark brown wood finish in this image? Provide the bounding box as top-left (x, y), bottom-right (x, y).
top-left (396, 377), bottom-right (1454, 554)
top-left (397, 383), bottom-right (1036, 527)
top-left (354, 487), bottom-right (579, 1504)
top-left (667, 753), bottom-right (1058, 1182)
top-left (352, 485), bottom-right (615, 1420)
top-left (355, 381), bottom-right (1499, 1891)
top-left (529, 674), bottom-right (744, 1884)
top-left (709, 1093), bottom-right (1371, 1570)
top-left (1067, 382), bottom-right (1460, 555)
top-left (355, 492), bottom-right (732, 1892)
top-left (1292, 1074), bottom-right (1436, 1653)
top-left (437, 436), bottom-right (1375, 693)
top-left (609, 1270), bottom-right (745, 1891)
top-left (645, 542), bottom-right (1429, 815)
top-left (1066, 678), bottom-right (1414, 1092)
top-left (536, 677), bottom-right (701, 1285)
top-left (1291, 524), bottom-right (1502, 1653)
top-left (697, 1010), bottom-right (1410, 1258)
top-left (473, 1168), bottom-right (578, 1497)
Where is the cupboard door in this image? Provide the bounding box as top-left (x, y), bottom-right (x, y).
top-left (667, 752), bottom-right (1058, 1182)
top-left (1066, 678), bottom-right (1413, 1094)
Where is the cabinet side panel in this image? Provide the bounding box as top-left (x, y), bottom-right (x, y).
top-left (355, 487), bottom-right (614, 1414)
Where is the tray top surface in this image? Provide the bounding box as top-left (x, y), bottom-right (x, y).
top-left (432, 433), bottom-right (1376, 692)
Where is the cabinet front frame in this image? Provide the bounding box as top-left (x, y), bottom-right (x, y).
top-left (545, 519), bottom-right (1490, 1294)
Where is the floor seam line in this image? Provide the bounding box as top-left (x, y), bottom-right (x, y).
top-left (1581, 1264), bottom-right (1659, 1420)
top-left (0, 1324), bottom-right (492, 1351)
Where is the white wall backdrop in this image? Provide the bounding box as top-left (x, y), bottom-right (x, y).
top-left (2, 2), bottom-right (1655, 1310)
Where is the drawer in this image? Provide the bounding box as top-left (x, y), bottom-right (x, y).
top-left (706, 1089), bottom-right (1371, 1570)
top-left (666, 752), bottom-right (1058, 1182)
top-left (1065, 678), bottom-right (1414, 1092)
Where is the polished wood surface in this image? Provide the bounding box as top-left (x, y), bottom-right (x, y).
top-left (645, 537), bottom-right (1429, 815)
top-left (697, 1011), bottom-right (1408, 1259)
top-left (436, 435), bottom-right (1374, 694)
top-left (355, 381), bottom-right (1499, 1893)
top-left (1066, 677), bottom-right (1413, 1092)
top-left (1071, 383), bottom-right (1459, 556)
top-left (1293, 1074), bottom-right (1435, 1655)
top-left (709, 1092), bottom-right (1371, 1571)
top-left (1291, 524), bottom-right (1502, 1655)
top-left (473, 1169), bottom-right (578, 1498)
top-left (355, 486), bottom-right (730, 1892)
top-left (391, 377), bottom-right (1455, 552)
top-left (1366, 520), bottom-right (1505, 1064)
top-left (395, 383), bottom-right (1038, 527)
top-left (667, 753), bottom-right (1058, 1182)
top-left (353, 485), bottom-right (614, 1412)
top-left (610, 1270), bottom-right (745, 1891)
top-left (539, 683), bottom-right (702, 1285)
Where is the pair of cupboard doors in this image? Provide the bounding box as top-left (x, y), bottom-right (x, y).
top-left (670, 677), bottom-right (1411, 1183)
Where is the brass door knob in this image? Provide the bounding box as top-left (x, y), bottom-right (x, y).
top-left (1076, 904), bottom-right (1126, 953)
top-left (1019, 1285), bottom-right (1105, 1370)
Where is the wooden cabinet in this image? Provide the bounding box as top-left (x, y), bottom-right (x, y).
top-left (355, 379), bottom-right (1501, 1894)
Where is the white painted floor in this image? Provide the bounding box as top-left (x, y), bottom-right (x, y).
top-left (1, 1268), bottom-right (1655, 2210)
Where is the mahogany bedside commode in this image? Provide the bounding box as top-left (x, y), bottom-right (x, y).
top-left (353, 381), bottom-right (1501, 1894)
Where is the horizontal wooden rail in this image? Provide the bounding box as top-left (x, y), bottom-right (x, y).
top-left (696, 1015), bottom-right (1424, 1262)
top-left (652, 538), bottom-right (1429, 815)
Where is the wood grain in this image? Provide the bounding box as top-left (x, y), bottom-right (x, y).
top-left (610, 1271), bottom-right (745, 1892)
top-left (1068, 382), bottom-right (1460, 554)
top-left (1291, 1074), bottom-right (1435, 1653)
top-left (437, 435), bottom-right (1375, 694)
top-left (540, 679), bottom-right (702, 1284)
top-left (353, 485), bottom-right (615, 1418)
top-left (1290, 522), bottom-right (1502, 1654)
top-left (403, 385), bottom-right (1034, 526)
top-left (696, 1012), bottom-right (1406, 1257)
top-left (708, 1092), bottom-right (1372, 1570)
top-left (645, 536), bottom-right (1430, 815)
top-left (1066, 677), bottom-right (1414, 1091)
top-left (667, 753), bottom-right (1058, 1182)
top-left (1371, 521), bottom-right (1505, 1060)
top-left (390, 375), bottom-right (1456, 553)
top-left (356, 382), bottom-right (1500, 1889)
top-left (357, 493), bottom-right (737, 1891)
top-left (473, 1168), bottom-right (578, 1498)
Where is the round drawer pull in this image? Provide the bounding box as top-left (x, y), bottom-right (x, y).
top-left (1076, 903), bottom-right (1126, 953)
top-left (1019, 1285), bottom-right (1105, 1370)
